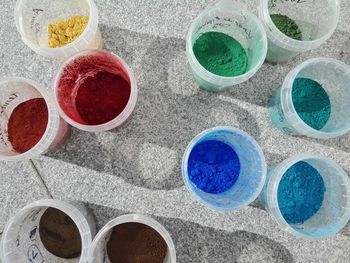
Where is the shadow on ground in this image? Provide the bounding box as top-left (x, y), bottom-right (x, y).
top-left (87, 203), bottom-right (295, 263)
top-left (47, 24), bottom-right (260, 191)
top-left (47, 25), bottom-right (350, 193)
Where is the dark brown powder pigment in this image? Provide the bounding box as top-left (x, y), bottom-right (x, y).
top-left (106, 223), bottom-right (168, 263)
top-left (8, 98), bottom-right (48, 153)
top-left (39, 208), bottom-right (82, 259)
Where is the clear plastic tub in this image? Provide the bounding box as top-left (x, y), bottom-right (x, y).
top-left (0, 199), bottom-right (96, 263)
top-left (88, 214), bottom-right (176, 263)
top-left (269, 58), bottom-right (350, 139)
top-left (259, 154), bottom-right (350, 239)
top-left (186, 0), bottom-right (267, 92)
top-left (259, 0), bottom-right (340, 63)
top-left (0, 77), bottom-right (70, 161)
top-left (54, 49), bottom-right (138, 132)
top-left (14, 0), bottom-right (102, 59)
top-left (182, 126), bottom-right (267, 211)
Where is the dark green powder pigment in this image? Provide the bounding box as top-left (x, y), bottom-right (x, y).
top-left (193, 31), bottom-right (248, 77)
top-left (292, 78), bottom-right (331, 130)
top-left (270, 14), bottom-right (302, 40)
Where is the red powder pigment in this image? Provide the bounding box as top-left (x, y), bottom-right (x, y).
top-left (8, 98), bottom-right (48, 153)
top-left (57, 51), bottom-right (131, 125)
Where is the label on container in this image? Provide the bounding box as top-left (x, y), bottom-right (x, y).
top-left (30, 9), bottom-right (44, 36)
top-left (268, 87), bottom-right (298, 135)
top-left (0, 93), bottom-right (19, 149)
top-left (195, 15), bottom-right (253, 40)
top-left (269, 0), bottom-right (307, 9)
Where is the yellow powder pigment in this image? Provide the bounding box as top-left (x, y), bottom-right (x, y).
top-left (48, 16), bottom-right (89, 48)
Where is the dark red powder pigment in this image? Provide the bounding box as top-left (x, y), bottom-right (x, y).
top-left (8, 98), bottom-right (48, 153)
top-left (57, 51), bottom-right (131, 125)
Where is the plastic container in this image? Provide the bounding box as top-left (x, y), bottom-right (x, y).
top-left (269, 58), bottom-right (350, 139)
top-left (14, 0), bottom-right (102, 59)
top-left (0, 77), bottom-right (69, 161)
top-left (259, 0), bottom-right (340, 63)
top-left (182, 126), bottom-right (267, 211)
top-left (186, 0), bottom-right (267, 92)
top-left (54, 49), bottom-right (137, 132)
top-left (88, 214), bottom-right (176, 263)
top-left (259, 154), bottom-right (350, 239)
top-left (0, 199), bottom-right (96, 263)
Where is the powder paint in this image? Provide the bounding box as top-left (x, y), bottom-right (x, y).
top-left (270, 14), bottom-right (302, 40)
top-left (278, 161), bottom-right (326, 224)
top-left (292, 78), bottom-right (331, 130)
top-left (188, 140), bottom-right (240, 194)
top-left (39, 207), bottom-right (82, 259)
top-left (106, 223), bottom-right (167, 263)
top-left (57, 51), bottom-right (131, 125)
top-left (8, 98), bottom-right (48, 153)
top-left (48, 16), bottom-right (89, 48)
top-left (75, 71), bottom-right (130, 125)
top-left (193, 31), bottom-right (248, 77)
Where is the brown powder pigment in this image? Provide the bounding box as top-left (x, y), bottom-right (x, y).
top-left (8, 98), bottom-right (48, 153)
top-left (106, 222), bottom-right (168, 263)
top-left (39, 208), bottom-right (82, 259)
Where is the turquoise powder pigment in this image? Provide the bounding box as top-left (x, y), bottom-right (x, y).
top-left (278, 161), bottom-right (326, 224)
top-left (188, 140), bottom-right (240, 194)
top-left (292, 78), bottom-right (331, 130)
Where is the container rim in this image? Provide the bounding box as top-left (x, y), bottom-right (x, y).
top-left (88, 214), bottom-right (176, 263)
top-left (266, 153), bottom-right (350, 240)
top-left (181, 126), bottom-right (267, 211)
top-left (186, 1), bottom-right (267, 84)
top-left (0, 199), bottom-right (93, 263)
top-left (14, 0), bottom-right (99, 58)
top-left (53, 49), bottom-right (138, 132)
top-left (281, 57), bottom-right (350, 139)
top-left (0, 77), bottom-right (61, 161)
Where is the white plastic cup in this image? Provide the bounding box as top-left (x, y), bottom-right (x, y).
top-left (259, 0), bottom-right (340, 63)
top-left (186, 0), bottom-right (267, 92)
top-left (88, 214), bottom-right (176, 263)
top-left (0, 199), bottom-right (96, 263)
top-left (269, 58), bottom-right (350, 139)
top-left (54, 49), bottom-right (138, 132)
top-left (0, 77), bottom-right (70, 161)
top-left (14, 0), bottom-right (102, 59)
top-left (182, 126), bottom-right (267, 211)
top-left (259, 154), bottom-right (350, 239)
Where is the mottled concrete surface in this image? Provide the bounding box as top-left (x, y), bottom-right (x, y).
top-left (0, 161), bottom-right (49, 230)
top-left (0, 0), bottom-right (350, 262)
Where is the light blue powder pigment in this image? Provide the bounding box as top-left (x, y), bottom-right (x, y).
top-left (188, 140), bottom-right (240, 194)
top-left (292, 78), bottom-right (331, 130)
top-left (278, 161), bottom-right (326, 224)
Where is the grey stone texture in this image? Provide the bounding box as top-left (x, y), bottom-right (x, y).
top-left (0, 0), bottom-right (350, 262)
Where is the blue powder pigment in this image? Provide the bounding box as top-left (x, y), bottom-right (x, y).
top-left (187, 140), bottom-right (240, 194)
top-left (278, 161), bottom-right (326, 224)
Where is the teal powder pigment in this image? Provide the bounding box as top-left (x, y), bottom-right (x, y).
top-left (292, 78), bottom-right (331, 130)
top-left (193, 31), bottom-right (248, 77)
top-left (278, 161), bottom-right (326, 224)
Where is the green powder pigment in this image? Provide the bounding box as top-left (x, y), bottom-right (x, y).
top-left (292, 78), bottom-right (331, 130)
top-left (193, 31), bottom-right (248, 77)
top-left (271, 14), bottom-right (302, 40)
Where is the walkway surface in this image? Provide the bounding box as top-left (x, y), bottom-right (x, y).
top-left (0, 0), bottom-right (350, 262)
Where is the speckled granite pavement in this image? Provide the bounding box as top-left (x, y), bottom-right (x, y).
top-left (1, 0), bottom-right (350, 262)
